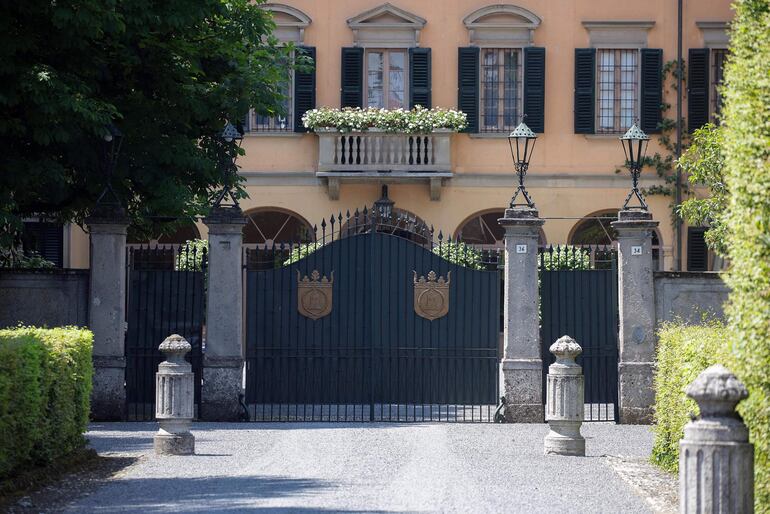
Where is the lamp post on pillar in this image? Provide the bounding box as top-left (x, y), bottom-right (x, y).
top-left (498, 121), bottom-right (545, 422)
top-left (612, 123), bottom-right (659, 424)
top-left (87, 123), bottom-right (130, 420)
top-left (201, 122), bottom-right (248, 421)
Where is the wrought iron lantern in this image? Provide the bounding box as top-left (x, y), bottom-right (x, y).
top-left (507, 121), bottom-right (537, 208)
top-left (619, 123), bottom-right (650, 210)
top-left (374, 184), bottom-right (395, 219)
top-left (212, 122), bottom-right (244, 209)
top-left (94, 123), bottom-right (124, 209)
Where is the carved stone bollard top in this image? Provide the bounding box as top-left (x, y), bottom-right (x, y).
top-left (159, 334), bottom-right (192, 369)
top-left (684, 364), bottom-right (750, 443)
top-left (550, 335), bottom-right (582, 369)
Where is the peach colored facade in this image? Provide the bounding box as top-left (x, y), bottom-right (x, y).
top-left (66, 0), bottom-right (733, 270)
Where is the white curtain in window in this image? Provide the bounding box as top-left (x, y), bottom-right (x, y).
top-left (367, 52), bottom-right (385, 108)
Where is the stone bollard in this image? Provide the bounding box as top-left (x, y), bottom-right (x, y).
top-left (680, 365), bottom-right (753, 514)
top-left (154, 334), bottom-right (195, 455)
top-left (544, 336), bottom-right (585, 456)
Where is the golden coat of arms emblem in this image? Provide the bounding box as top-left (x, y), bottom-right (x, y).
top-left (297, 270), bottom-right (334, 320)
top-left (413, 270), bottom-right (451, 321)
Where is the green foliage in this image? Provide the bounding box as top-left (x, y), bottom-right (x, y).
top-left (0, 249), bottom-right (56, 269)
top-left (433, 241), bottom-right (483, 270)
top-left (0, 327), bottom-right (93, 480)
top-left (175, 239), bottom-right (208, 272)
top-left (538, 245), bottom-right (591, 271)
top-left (283, 242), bottom-right (324, 266)
top-left (720, 2), bottom-right (770, 510)
top-left (677, 124), bottom-right (728, 255)
top-left (0, 0), bottom-right (297, 247)
top-left (651, 321), bottom-right (728, 472)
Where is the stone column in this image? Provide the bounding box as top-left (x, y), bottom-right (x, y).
top-left (87, 207), bottom-right (130, 421)
top-left (202, 206), bottom-right (246, 421)
top-left (498, 207), bottom-right (545, 422)
top-left (155, 334), bottom-right (195, 455)
top-left (544, 336), bottom-right (585, 456)
top-left (680, 365), bottom-right (753, 514)
top-left (611, 209), bottom-right (658, 424)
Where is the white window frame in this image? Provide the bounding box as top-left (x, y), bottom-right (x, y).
top-left (365, 48), bottom-right (409, 110)
top-left (247, 58), bottom-right (294, 133)
top-left (595, 48), bottom-right (641, 134)
top-left (479, 47), bottom-right (524, 133)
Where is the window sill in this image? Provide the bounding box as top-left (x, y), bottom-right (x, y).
top-left (244, 132), bottom-right (304, 138)
top-left (583, 133), bottom-right (623, 140)
top-left (468, 132), bottom-right (513, 139)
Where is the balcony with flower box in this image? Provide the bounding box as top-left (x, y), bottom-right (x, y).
top-left (304, 107), bottom-right (465, 200)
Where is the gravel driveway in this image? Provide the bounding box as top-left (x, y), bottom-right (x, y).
top-left (62, 422), bottom-right (664, 513)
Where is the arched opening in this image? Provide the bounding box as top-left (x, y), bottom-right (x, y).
top-left (243, 208), bottom-right (315, 246)
top-left (568, 209), bottom-right (662, 270)
top-left (340, 207), bottom-right (431, 244)
top-left (454, 209), bottom-right (546, 248)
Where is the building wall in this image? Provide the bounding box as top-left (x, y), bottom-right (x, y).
top-left (654, 271), bottom-right (729, 325)
top-left (0, 269), bottom-right (89, 328)
top-left (63, 0), bottom-right (733, 269)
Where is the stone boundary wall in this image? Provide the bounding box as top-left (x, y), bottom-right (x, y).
top-left (654, 271), bottom-right (729, 325)
top-left (0, 269), bottom-right (89, 328)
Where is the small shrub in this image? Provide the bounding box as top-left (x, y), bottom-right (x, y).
top-left (283, 242), bottom-right (324, 266)
top-left (433, 241), bottom-right (483, 270)
top-left (539, 245), bottom-right (591, 271)
top-left (651, 320), bottom-right (728, 473)
top-left (0, 327), bottom-right (93, 480)
top-left (175, 239), bottom-right (208, 271)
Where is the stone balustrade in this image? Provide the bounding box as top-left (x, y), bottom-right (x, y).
top-left (317, 129), bottom-right (452, 172)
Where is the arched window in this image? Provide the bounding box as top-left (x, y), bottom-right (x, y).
top-left (243, 208), bottom-right (315, 246)
top-left (568, 209), bottom-right (662, 270)
top-left (455, 209), bottom-right (546, 248)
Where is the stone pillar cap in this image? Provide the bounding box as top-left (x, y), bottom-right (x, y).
top-left (499, 206), bottom-right (545, 227)
top-left (686, 364), bottom-right (748, 418)
top-left (159, 334), bottom-right (191, 357)
top-left (550, 335), bottom-right (582, 365)
top-left (611, 209), bottom-right (659, 230)
top-left (204, 205), bottom-right (247, 226)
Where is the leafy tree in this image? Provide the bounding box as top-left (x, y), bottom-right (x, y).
top-left (677, 124), bottom-right (728, 255)
top-left (538, 245), bottom-right (591, 271)
top-left (0, 0), bottom-right (302, 247)
top-left (720, 1), bottom-right (770, 510)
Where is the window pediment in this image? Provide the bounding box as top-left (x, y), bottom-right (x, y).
top-left (262, 3), bottom-right (311, 44)
top-left (347, 3), bottom-right (426, 48)
top-left (697, 21), bottom-right (729, 48)
top-left (463, 5), bottom-right (542, 47)
top-left (582, 21), bottom-right (655, 48)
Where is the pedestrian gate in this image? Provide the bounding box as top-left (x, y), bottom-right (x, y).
top-left (125, 244), bottom-right (206, 421)
top-left (539, 245), bottom-right (619, 421)
top-left (245, 212), bottom-right (501, 422)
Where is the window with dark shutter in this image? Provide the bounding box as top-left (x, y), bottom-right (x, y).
top-left (341, 47), bottom-right (364, 108)
top-left (688, 48), bottom-right (710, 132)
top-left (574, 48), bottom-right (596, 134)
top-left (293, 46), bottom-right (316, 133)
top-left (640, 48), bottom-right (663, 134)
top-left (409, 48), bottom-right (431, 109)
top-left (22, 222), bottom-right (63, 267)
top-left (458, 47), bottom-right (480, 133)
top-left (523, 47), bottom-right (545, 133)
top-left (687, 227), bottom-right (709, 272)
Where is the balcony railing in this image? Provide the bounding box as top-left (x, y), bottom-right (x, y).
top-left (317, 129), bottom-right (452, 172)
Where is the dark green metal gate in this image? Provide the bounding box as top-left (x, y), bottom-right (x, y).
top-left (245, 212), bottom-right (501, 422)
top-left (539, 245), bottom-right (619, 421)
top-left (125, 244), bottom-right (206, 421)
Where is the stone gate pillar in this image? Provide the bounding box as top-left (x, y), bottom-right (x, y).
top-left (611, 209), bottom-right (659, 424)
top-left (202, 206), bottom-right (247, 421)
top-left (498, 206), bottom-right (545, 422)
top-left (87, 206), bottom-right (130, 421)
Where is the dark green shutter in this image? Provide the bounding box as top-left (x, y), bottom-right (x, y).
top-left (687, 227), bottom-right (709, 271)
top-left (523, 47), bottom-right (546, 133)
top-left (457, 47), bottom-right (480, 133)
top-left (294, 46), bottom-right (316, 133)
top-left (640, 48), bottom-right (663, 133)
top-left (409, 48), bottom-right (431, 109)
top-left (340, 47), bottom-right (363, 108)
top-left (22, 222), bottom-right (63, 267)
top-left (574, 48), bottom-right (596, 134)
top-left (688, 48), bottom-right (710, 132)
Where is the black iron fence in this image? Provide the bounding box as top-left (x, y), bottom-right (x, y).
top-left (125, 243), bottom-right (207, 421)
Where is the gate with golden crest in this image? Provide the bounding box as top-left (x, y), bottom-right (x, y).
top-left (244, 208), bottom-right (501, 422)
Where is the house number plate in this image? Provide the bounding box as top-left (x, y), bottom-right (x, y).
top-left (516, 244), bottom-right (527, 254)
top-left (631, 246), bottom-right (643, 256)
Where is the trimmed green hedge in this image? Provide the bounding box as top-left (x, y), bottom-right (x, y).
top-left (651, 321), bottom-right (728, 472)
top-left (0, 327), bottom-right (93, 480)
